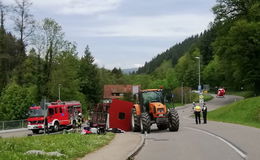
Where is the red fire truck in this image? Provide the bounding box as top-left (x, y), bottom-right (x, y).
top-left (27, 101), bottom-right (82, 134)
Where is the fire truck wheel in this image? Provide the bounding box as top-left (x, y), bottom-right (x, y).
top-left (168, 108), bottom-right (179, 132)
top-left (53, 122), bottom-right (60, 132)
top-left (32, 129), bottom-right (39, 134)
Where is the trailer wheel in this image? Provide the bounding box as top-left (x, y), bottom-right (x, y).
top-left (53, 122), bottom-right (60, 132)
top-left (131, 108), bottom-right (141, 132)
top-left (141, 112), bottom-right (151, 134)
top-left (168, 108), bottom-right (179, 132)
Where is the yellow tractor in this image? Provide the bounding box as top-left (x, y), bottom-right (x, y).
top-left (131, 89), bottom-right (179, 133)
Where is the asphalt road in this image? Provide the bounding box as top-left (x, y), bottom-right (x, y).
top-left (0, 128), bottom-right (31, 138)
top-left (135, 95), bottom-right (260, 160)
top-left (0, 128), bottom-right (63, 138)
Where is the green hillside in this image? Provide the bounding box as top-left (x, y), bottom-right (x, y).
top-left (208, 97), bottom-right (260, 128)
top-left (136, 0), bottom-right (260, 94)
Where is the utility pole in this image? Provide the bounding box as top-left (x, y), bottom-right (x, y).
top-left (195, 57), bottom-right (201, 93)
top-left (195, 56), bottom-right (204, 106)
top-left (58, 84), bottom-right (61, 100)
top-left (181, 82), bottom-right (184, 104)
top-left (40, 98), bottom-right (47, 134)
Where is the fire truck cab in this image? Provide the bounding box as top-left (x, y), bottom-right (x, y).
top-left (27, 101), bottom-right (82, 134)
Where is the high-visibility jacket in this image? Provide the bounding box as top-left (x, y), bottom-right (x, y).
top-left (194, 105), bottom-right (201, 112)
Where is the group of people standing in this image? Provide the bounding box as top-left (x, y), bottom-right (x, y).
top-left (193, 102), bottom-right (207, 124)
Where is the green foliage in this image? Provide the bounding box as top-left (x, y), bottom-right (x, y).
top-left (208, 96), bottom-right (260, 128)
top-left (212, 0), bottom-right (257, 22)
top-left (202, 55), bottom-right (225, 87)
top-left (0, 83), bottom-right (37, 120)
top-left (226, 91), bottom-right (255, 98)
top-left (0, 133), bottom-right (115, 160)
top-left (1, 0), bottom-right (260, 120)
top-left (213, 19), bottom-right (260, 91)
top-left (48, 49), bottom-right (80, 101)
top-left (137, 35), bottom-right (200, 74)
top-left (174, 48), bottom-right (200, 89)
top-left (78, 46), bottom-right (102, 107)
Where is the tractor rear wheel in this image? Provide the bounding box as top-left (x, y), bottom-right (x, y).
top-left (140, 112), bottom-right (151, 134)
top-left (131, 108), bottom-right (141, 132)
top-left (168, 108), bottom-right (179, 131)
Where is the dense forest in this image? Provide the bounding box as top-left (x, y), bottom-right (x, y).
top-left (0, 0), bottom-right (259, 120)
top-left (137, 0), bottom-right (260, 94)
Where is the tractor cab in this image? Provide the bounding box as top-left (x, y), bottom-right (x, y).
top-left (139, 89), bottom-right (165, 112)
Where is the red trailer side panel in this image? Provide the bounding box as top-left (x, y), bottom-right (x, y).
top-left (109, 99), bottom-right (133, 131)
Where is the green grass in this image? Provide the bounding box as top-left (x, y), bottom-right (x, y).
top-left (208, 96), bottom-right (260, 128)
top-left (0, 132), bottom-right (115, 160)
top-left (203, 94), bottom-right (214, 102)
top-left (226, 91), bottom-right (255, 98)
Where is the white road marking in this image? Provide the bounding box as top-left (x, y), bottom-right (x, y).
top-left (185, 127), bottom-right (247, 160)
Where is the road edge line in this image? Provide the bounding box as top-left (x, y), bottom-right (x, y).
top-left (185, 127), bottom-right (247, 160)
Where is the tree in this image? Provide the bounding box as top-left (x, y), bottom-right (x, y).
top-left (32, 18), bottom-right (65, 96)
top-left (12, 0), bottom-right (35, 52)
top-left (0, 1), bottom-right (9, 30)
top-left (48, 44), bottom-right (81, 101)
top-left (79, 46), bottom-right (102, 106)
top-left (175, 48), bottom-right (200, 89)
top-left (213, 20), bottom-right (260, 92)
top-left (212, 0), bottom-right (256, 22)
top-left (202, 55), bottom-right (225, 87)
top-left (0, 83), bottom-right (37, 120)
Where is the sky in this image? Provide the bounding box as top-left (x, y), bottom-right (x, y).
top-left (3, 0), bottom-right (216, 69)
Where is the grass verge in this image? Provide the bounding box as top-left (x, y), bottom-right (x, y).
top-left (226, 91), bottom-right (254, 98)
top-left (208, 96), bottom-right (260, 128)
top-left (0, 132), bottom-right (115, 160)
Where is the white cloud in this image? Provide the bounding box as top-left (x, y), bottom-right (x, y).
top-left (33, 0), bottom-right (122, 15)
top-left (134, 64), bottom-right (143, 68)
top-left (71, 14), bottom-right (213, 37)
top-left (2, 0), bottom-right (122, 15)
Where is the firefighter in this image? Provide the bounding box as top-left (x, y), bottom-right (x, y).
top-left (44, 117), bottom-right (49, 134)
top-left (202, 103), bottom-right (207, 124)
top-left (194, 105), bottom-right (201, 124)
top-left (77, 113), bottom-right (83, 129)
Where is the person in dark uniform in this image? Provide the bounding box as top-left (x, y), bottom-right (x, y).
top-left (194, 105), bottom-right (201, 124)
top-left (44, 117), bottom-right (49, 134)
top-left (202, 103), bottom-right (207, 124)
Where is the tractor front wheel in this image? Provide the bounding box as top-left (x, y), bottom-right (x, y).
top-left (140, 112), bottom-right (151, 134)
top-left (168, 108), bottom-right (179, 131)
top-left (131, 108), bottom-right (141, 132)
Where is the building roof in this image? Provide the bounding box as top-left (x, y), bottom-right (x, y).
top-left (103, 85), bottom-right (139, 99)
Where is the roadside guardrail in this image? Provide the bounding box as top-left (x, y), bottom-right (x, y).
top-left (0, 119), bottom-right (27, 130)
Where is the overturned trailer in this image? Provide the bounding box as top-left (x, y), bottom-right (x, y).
top-left (89, 99), bottom-right (133, 131)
